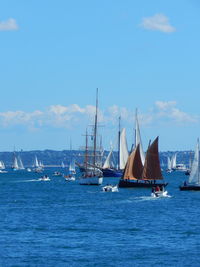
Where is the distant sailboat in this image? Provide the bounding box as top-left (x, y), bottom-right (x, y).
top-left (33, 156), bottom-right (43, 172)
top-left (79, 89), bottom-right (103, 185)
top-left (12, 153), bottom-right (19, 171)
top-left (18, 156), bottom-right (25, 170)
top-left (180, 139), bottom-right (200, 191)
top-left (118, 137), bottom-right (168, 188)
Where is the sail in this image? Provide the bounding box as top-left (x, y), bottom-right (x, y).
top-left (122, 144), bottom-right (143, 180)
top-left (171, 153), bottom-right (177, 169)
top-left (119, 128), bottom-right (129, 170)
top-left (18, 156), bottom-right (24, 169)
top-left (61, 161), bottom-right (65, 168)
top-left (167, 157), bottom-right (172, 170)
top-left (69, 159), bottom-right (76, 172)
top-left (34, 156), bottom-right (39, 167)
top-left (0, 160), bottom-right (5, 169)
top-left (13, 156), bottom-right (19, 169)
top-left (102, 149), bottom-right (113, 169)
top-left (188, 139), bottom-right (200, 184)
top-left (135, 111), bottom-right (145, 165)
top-left (142, 136), bottom-right (163, 180)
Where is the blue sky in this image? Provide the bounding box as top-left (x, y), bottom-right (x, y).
top-left (0, 0), bottom-right (200, 151)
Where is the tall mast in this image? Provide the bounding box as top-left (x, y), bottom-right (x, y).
top-left (93, 88), bottom-right (98, 166)
top-left (118, 116), bottom-right (121, 170)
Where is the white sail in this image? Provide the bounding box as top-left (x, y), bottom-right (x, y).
top-left (171, 153), bottom-right (177, 169)
top-left (167, 157), bottom-right (172, 170)
top-left (0, 160), bottom-right (5, 169)
top-left (102, 149), bottom-right (113, 169)
top-left (34, 156), bottom-right (39, 167)
top-left (18, 156), bottom-right (25, 169)
top-left (69, 159), bottom-right (76, 173)
top-left (119, 128), bottom-right (129, 170)
top-left (135, 111), bottom-right (145, 165)
top-left (13, 156), bottom-right (19, 169)
top-left (189, 139), bottom-right (200, 184)
top-left (61, 161), bottom-right (65, 168)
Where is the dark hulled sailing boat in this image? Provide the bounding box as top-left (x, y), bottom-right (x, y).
top-left (118, 137), bottom-right (168, 188)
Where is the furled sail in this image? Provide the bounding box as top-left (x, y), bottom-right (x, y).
top-left (189, 139), bottom-right (200, 184)
top-left (142, 136), bottom-right (163, 180)
top-left (119, 128), bottom-right (129, 170)
top-left (135, 110), bottom-right (145, 165)
top-left (122, 144), bottom-right (143, 180)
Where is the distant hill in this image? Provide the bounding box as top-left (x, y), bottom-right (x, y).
top-left (0, 149), bottom-right (194, 168)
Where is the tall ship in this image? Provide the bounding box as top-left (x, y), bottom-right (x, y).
top-left (118, 136), bottom-right (168, 188)
top-left (79, 89), bottom-right (103, 185)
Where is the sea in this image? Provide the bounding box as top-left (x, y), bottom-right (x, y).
top-left (0, 169), bottom-right (199, 267)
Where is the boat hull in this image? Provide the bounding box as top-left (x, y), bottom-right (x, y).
top-left (102, 168), bottom-right (122, 177)
top-left (79, 176), bottom-right (103, 185)
top-left (180, 185), bottom-right (200, 191)
top-left (118, 179), bottom-right (168, 188)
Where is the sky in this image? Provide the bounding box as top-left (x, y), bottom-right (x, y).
top-left (0, 0), bottom-right (200, 152)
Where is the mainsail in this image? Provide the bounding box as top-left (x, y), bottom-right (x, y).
top-left (122, 144), bottom-right (143, 180)
top-left (135, 110), bottom-right (145, 165)
top-left (167, 156), bottom-right (172, 170)
top-left (171, 153), bottom-right (177, 169)
top-left (142, 136), bottom-right (163, 180)
top-left (119, 128), bottom-right (129, 170)
top-left (102, 149), bottom-right (113, 169)
top-left (188, 139), bottom-right (200, 184)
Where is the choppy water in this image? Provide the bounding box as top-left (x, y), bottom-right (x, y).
top-left (0, 169), bottom-right (199, 266)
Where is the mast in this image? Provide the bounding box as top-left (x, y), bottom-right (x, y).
top-left (118, 116), bottom-right (121, 170)
top-left (93, 88), bottom-right (98, 167)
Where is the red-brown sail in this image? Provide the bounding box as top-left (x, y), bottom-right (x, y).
top-left (122, 144), bottom-right (143, 180)
top-left (142, 136), bottom-right (163, 180)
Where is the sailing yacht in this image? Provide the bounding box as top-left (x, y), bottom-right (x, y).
top-left (118, 137), bottom-right (168, 188)
top-left (33, 156), bottom-right (43, 172)
top-left (12, 153), bottom-right (19, 171)
top-left (180, 139), bottom-right (200, 191)
top-left (79, 89), bottom-right (103, 185)
top-left (101, 117), bottom-right (129, 177)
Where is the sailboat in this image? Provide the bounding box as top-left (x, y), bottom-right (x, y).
top-left (33, 156), bottom-right (43, 172)
top-left (166, 156), bottom-right (172, 173)
top-left (18, 155), bottom-right (25, 170)
top-left (12, 153), bottom-right (19, 171)
top-left (0, 160), bottom-right (7, 173)
top-left (79, 89), bottom-right (103, 185)
top-left (118, 137), bottom-right (168, 188)
top-left (101, 117), bottom-right (129, 177)
top-left (180, 139), bottom-right (200, 191)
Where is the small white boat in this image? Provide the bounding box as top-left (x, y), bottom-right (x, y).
top-left (102, 184), bottom-right (119, 192)
top-left (0, 169), bottom-right (7, 173)
top-left (151, 186), bottom-right (169, 198)
top-left (64, 175), bottom-right (75, 181)
top-left (38, 175), bottom-right (50, 181)
top-left (27, 168), bottom-right (31, 172)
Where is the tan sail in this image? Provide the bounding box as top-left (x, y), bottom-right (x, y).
top-left (122, 144), bottom-right (143, 180)
top-left (142, 136), bottom-right (163, 180)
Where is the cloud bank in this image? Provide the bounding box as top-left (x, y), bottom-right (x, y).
top-left (0, 102), bottom-right (197, 131)
top-left (141, 14), bottom-right (176, 33)
top-left (0, 18), bottom-right (18, 31)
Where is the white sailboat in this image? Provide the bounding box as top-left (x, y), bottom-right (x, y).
top-left (33, 156), bottom-right (43, 172)
top-left (180, 139), bottom-right (200, 190)
top-left (12, 154), bottom-right (19, 171)
top-left (0, 160), bottom-right (7, 173)
top-left (79, 89), bottom-right (103, 185)
top-left (18, 156), bottom-right (25, 170)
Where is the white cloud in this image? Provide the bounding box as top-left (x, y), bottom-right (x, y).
top-left (141, 14), bottom-right (176, 33)
top-left (0, 102), bottom-right (197, 131)
top-left (0, 18), bottom-right (19, 31)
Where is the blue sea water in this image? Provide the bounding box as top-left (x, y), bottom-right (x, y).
top-left (0, 169), bottom-right (199, 267)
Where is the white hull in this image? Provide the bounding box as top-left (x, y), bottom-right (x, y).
top-left (79, 176), bottom-right (103, 185)
top-left (65, 176), bottom-right (75, 181)
top-left (102, 185), bottom-right (118, 192)
top-left (151, 190), bottom-right (169, 198)
top-left (38, 176), bottom-right (50, 181)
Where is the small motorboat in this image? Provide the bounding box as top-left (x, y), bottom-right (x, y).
top-left (64, 175), bottom-right (75, 181)
top-left (151, 186), bottom-right (169, 198)
top-left (38, 175), bottom-right (50, 181)
top-left (102, 184), bottom-right (119, 192)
